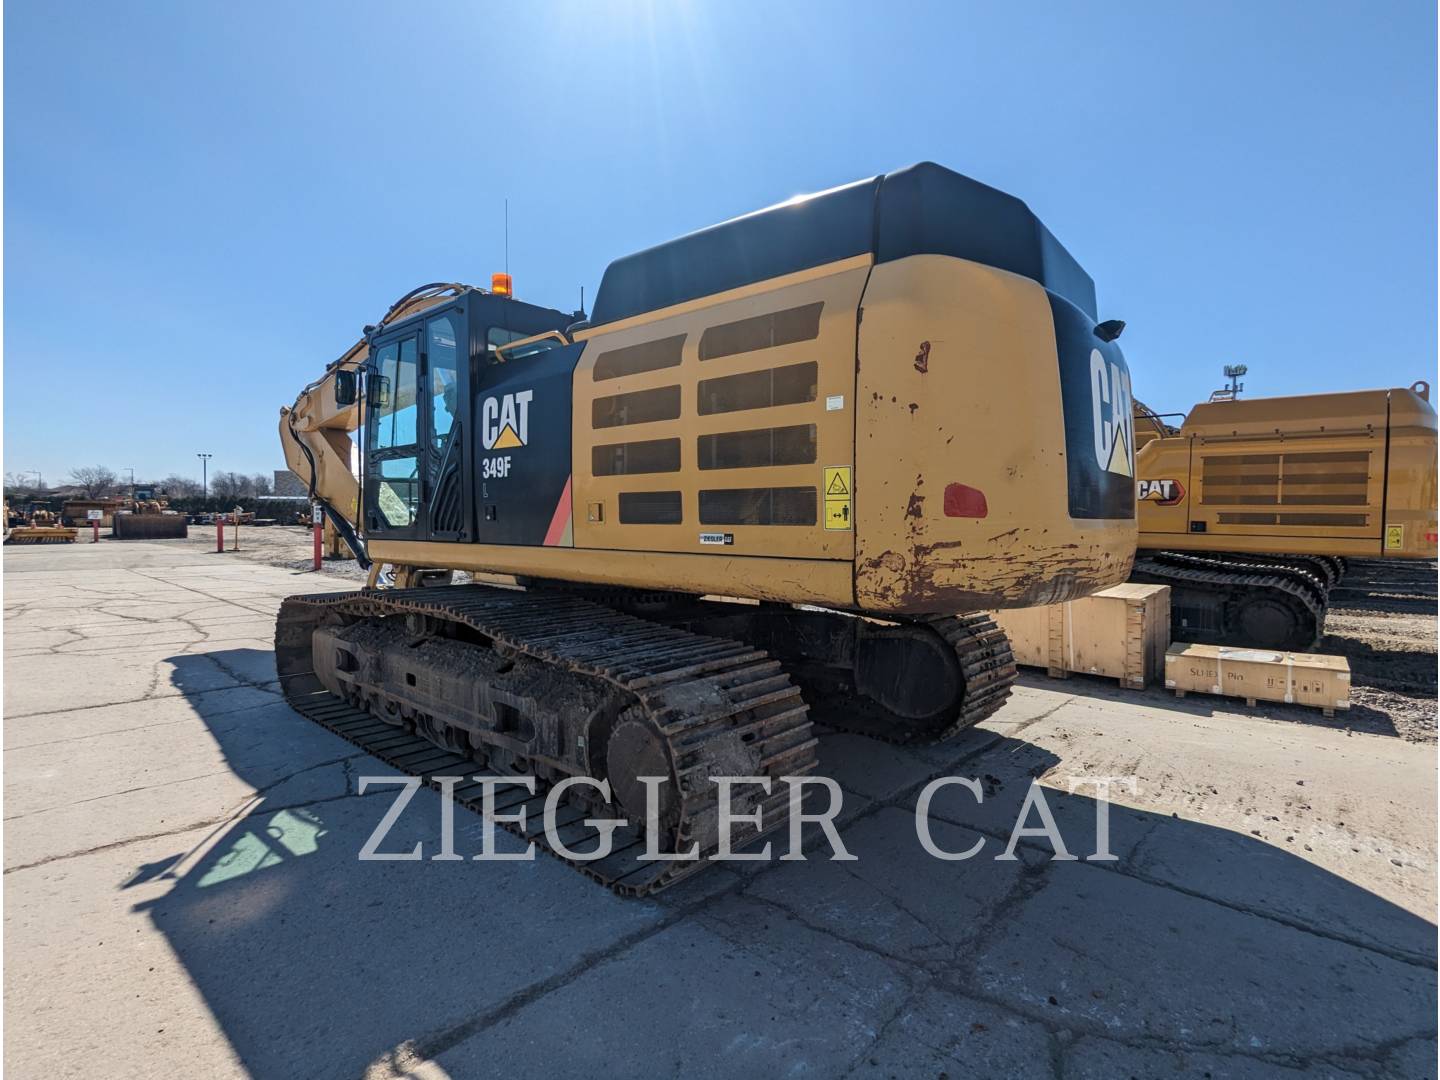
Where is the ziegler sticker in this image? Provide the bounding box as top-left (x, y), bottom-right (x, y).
top-left (699, 532), bottom-right (733, 546)
top-left (1138, 478), bottom-right (1185, 506)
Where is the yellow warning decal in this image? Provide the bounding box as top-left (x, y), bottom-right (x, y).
top-left (823, 466), bottom-right (851, 531)
top-left (492, 423), bottom-right (524, 450)
top-left (1385, 523), bottom-right (1404, 550)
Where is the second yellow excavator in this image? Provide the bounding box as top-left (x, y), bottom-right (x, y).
top-left (1132, 382), bottom-right (1437, 649)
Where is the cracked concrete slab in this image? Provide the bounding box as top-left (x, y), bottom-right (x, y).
top-left (176, 795), bottom-right (670, 1077)
top-left (1010, 692), bottom-right (1438, 926)
top-left (846, 987), bottom-right (1055, 1078)
top-left (743, 806), bottom-right (1027, 963)
top-left (4, 819), bottom-right (254, 1080)
top-left (972, 860), bottom-right (1436, 1057)
top-left (1065, 1038), bottom-right (1373, 1078)
top-left (909, 735), bottom-right (1161, 863)
top-left (1132, 815), bottom-right (1437, 965)
top-left (3, 539), bottom-right (1436, 1079)
top-left (3, 684), bottom-right (281, 750)
top-left (1379, 1037), bottom-right (1440, 1080)
top-left (425, 894), bottom-right (916, 1079)
top-left (814, 730), bottom-right (975, 801)
top-left (6, 785), bottom-right (675, 1080)
top-left (2, 697), bottom-right (367, 869)
top-left (4, 651), bottom-right (185, 716)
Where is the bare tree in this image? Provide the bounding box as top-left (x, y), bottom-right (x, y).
top-left (68, 466), bottom-right (117, 499)
top-left (4, 472), bottom-right (38, 498)
top-left (208, 471), bottom-right (250, 503)
top-left (250, 473), bottom-right (273, 496)
top-left (159, 474), bottom-right (202, 498)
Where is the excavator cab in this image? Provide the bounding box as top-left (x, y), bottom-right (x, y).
top-left (357, 289), bottom-right (572, 544)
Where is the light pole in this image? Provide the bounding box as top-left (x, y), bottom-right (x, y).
top-left (197, 453), bottom-right (212, 498)
top-left (1224, 364), bottom-right (1248, 399)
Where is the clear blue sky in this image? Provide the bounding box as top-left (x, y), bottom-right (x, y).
top-left (5, 0), bottom-right (1435, 486)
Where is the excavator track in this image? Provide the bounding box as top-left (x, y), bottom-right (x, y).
top-left (1132, 552), bottom-right (1327, 650)
top-left (1210, 551), bottom-right (1344, 592)
top-left (918, 612), bottom-right (1019, 737)
top-left (276, 585), bottom-right (817, 897)
top-left (586, 595), bottom-right (1019, 747)
top-left (1154, 551), bottom-right (1329, 606)
top-left (808, 612), bottom-right (1018, 745)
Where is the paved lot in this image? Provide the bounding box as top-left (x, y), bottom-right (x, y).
top-left (4, 540), bottom-right (1436, 1079)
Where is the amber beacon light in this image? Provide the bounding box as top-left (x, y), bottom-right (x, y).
top-left (491, 272), bottom-right (513, 297)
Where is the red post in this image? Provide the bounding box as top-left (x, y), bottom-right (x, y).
top-left (91, 521), bottom-right (99, 543)
top-left (313, 522), bottom-right (323, 571)
top-left (216, 518), bottom-right (225, 552)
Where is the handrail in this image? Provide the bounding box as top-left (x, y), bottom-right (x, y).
top-left (494, 330), bottom-right (570, 363)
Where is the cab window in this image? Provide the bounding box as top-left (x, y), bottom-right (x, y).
top-left (487, 326), bottom-right (531, 352)
top-left (370, 337), bottom-right (419, 527)
top-left (428, 315), bottom-right (459, 450)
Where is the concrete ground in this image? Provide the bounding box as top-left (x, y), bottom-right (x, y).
top-left (3, 539), bottom-right (1436, 1080)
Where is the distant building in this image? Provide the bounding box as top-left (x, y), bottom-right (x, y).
top-left (274, 470), bottom-right (307, 498)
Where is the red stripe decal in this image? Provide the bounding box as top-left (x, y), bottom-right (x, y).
top-left (542, 475), bottom-right (573, 546)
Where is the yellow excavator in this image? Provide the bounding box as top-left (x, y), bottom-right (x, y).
top-left (1132, 382), bottom-right (1437, 648)
top-left (276, 162), bottom-right (1137, 893)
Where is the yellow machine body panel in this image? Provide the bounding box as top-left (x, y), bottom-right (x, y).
top-left (855, 255), bottom-right (1135, 609)
top-left (1135, 385), bottom-right (1438, 559)
top-left (569, 255), bottom-right (869, 563)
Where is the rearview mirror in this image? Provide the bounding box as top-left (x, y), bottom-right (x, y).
top-left (334, 370), bottom-right (359, 407)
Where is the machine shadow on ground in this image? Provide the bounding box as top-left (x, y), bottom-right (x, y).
top-left (1016, 668), bottom-right (1413, 740)
top-left (129, 649), bottom-right (1437, 1079)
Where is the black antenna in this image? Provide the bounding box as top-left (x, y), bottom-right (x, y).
top-left (504, 198), bottom-right (509, 280)
top-left (580, 285), bottom-right (585, 316)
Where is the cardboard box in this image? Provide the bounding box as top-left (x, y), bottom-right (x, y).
top-left (1164, 643), bottom-right (1351, 716)
top-left (992, 583), bottom-right (1171, 689)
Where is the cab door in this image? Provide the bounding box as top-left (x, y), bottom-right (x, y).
top-left (420, 307), bottom-right (469, 541)
top-left (364, 332), bottom-right (424, 540)
top-left (363, 306), bottom-right (473, 543)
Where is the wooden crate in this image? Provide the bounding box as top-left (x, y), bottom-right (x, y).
top-left (992, 583), bottom-right (1171, 688)
top-left (1164, 643), bottom-right (1351, 717)
top-left (989, 604), bottom-right (1054, 670)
